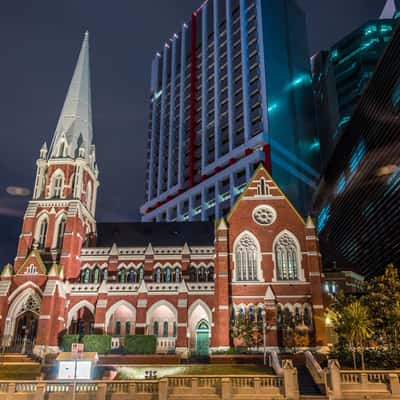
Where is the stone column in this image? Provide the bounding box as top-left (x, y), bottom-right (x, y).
top-left (282, 359), bottom-right (299, 400)
top-left (327, 359), bottom-right (342, 400)
top-left (212, 219), bottom-right (230, 350)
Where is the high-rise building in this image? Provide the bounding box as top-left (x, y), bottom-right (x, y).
top-left (312, 6), bottom-right (399, 167)
top-left (141, 0), bottom-right (320, 222)
top-left (313, 24), bottom-right (400, 279)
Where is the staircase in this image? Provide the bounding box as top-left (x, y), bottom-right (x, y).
top-left (0, 353), bottom-right (40, 365)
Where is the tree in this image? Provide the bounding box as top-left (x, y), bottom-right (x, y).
top-left (343, 301), bottom-right (373, 369)
top-left (365, 264), bottom-right (400, 350)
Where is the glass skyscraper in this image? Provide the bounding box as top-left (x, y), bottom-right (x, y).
top-left (313, 24), bottom-right (400, 279)
top-left (312, 16), bottom-right (398, 168)
top-left (141, 0), bottom-right (320, 222)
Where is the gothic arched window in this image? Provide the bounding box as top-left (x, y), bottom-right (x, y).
top-left (154, 267), bottom-right (161, 283)
top-left (234, 233), bottom-right (259, 281)
top-left (275, 233), bottom-right (300, 280)
top-left (37, 218), bottom-right (48, 249)
top-left (138, 267), bottom-right (144, 282)
top-left (129, 269), bottom-right (135, 283)
top-left (52, 174), bottom-right (64, 198)
top-left (86, 181), bottom-right (92, 211)
top-left (189, 266), bottom-right (197, 282)
top-left (207, 266), bottom-right (214, 282)
top-left (83, 269), bottom-right (90, 284)
top-left (165, 267), bottom-right (172, 283)
top-left (56, 217), bottom-right (67, 249)
top-left (119, 268), bottom-right (126, 283)
top-left (103, 268), bottom-right (108, 282)
top-left (198, 266), bottom-right (206, 282)
top-left (93, 267), bottom-right (100, 284)
top-left (174, 267), bottom-right (181, 283)
top-left (153, 321), bottom-right (159, 336)
top-left (163, 321), bottom-right (168, 337)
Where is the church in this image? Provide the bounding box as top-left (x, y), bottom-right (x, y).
top-left (0, 33), bottom-right (326, 357)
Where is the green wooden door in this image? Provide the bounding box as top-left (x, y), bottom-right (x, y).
top-left (195, 321), bottom-right (209, 356)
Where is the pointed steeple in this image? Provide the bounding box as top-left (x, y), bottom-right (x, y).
top-left (49, 31), bottom-right (93, 160)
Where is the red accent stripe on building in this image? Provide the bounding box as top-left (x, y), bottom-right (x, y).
top-left (263, 144), bottom-right (272, 173)
top-left (189, 13), bottom-right (197, 188)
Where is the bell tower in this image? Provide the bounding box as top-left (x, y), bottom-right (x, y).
top-left (15, 32), bottom-right (99, 279)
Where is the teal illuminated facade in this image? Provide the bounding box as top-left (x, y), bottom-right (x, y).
top-left (313, 25), bottom-right (400, 278)
top-left (312, 18), bottom-right (398, 168)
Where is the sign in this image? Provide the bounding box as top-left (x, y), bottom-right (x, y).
top-left (71, 343), bottom-right (84, 356)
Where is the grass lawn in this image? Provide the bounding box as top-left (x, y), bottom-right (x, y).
top-left (0, 364), bottom-right (42, 380)
top-left (116, 364), bottom-right (274, 379)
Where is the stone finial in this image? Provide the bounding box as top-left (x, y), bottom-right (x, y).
top-left (109, 243), bottom-right (118, 256)
top-left (1, 264), bottom-right (13, 278)
top-left (217, 217), bottom-right (228, 230)
top-left (182, 242), bottom-right (191, 255)
top-left (145, 243), bottom-right (154, 256)
top-left (306, 215), bottom-right (316, 229)
top-left (264, 285), bottom-right (276, 301)
top-left (178, 278), bottom-right (188, 294)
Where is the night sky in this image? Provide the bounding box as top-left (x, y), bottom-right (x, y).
top-left (0, 0), bottom-right (387, 264)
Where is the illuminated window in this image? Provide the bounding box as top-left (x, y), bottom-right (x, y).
top-left (234, 233), bottom-right (259, 281)
top-left (337, 174), bottom-right (346, 194)
top-left (317, 205), bottom-right (331, 233)
top-left (163, 321), bottom-right (168, 337)
top-left (153, 321), bottom-right (159, 336)
top-left (275, 233), bottom-right (299, 280)
top-left (349, 140), bottom-right (366, 175)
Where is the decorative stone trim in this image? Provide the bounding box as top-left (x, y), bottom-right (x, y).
top-left (178, 299), bottom-right (187, 307)
top-left (137, 299), bottom-right (147, 308)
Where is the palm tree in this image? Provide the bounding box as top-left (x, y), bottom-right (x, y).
top-left (343, 302), bottom-right (373, 370)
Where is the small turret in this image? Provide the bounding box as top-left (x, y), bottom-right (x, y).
top-left (40, 142), bottom-right (48, 159)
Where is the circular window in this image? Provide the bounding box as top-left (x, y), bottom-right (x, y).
top-left (252, 205), bottom-right (276, 226)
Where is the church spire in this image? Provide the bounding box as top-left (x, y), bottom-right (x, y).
top-left (49, 31), bottom-right (93, 160)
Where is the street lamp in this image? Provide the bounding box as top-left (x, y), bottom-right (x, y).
top-left (261, 310), bottom-right (267, 366)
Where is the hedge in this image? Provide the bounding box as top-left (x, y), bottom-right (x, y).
top-left (61, 334), bottom-right (80, 351)
top-left (82, 335), bottom-right (112, 354)
top-left (124, 335), bottom-right (157, 354)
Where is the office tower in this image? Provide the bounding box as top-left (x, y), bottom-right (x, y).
top-left (312, 10), bottom-right (398, 167)
top-left (313, 25), bottom-right (400, 279)
top-left (141, 0), bottom-right (320, 222)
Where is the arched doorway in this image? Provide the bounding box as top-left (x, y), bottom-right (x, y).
top-left (3, 290), bottom-right (41, 351)
top-left (195, 320), bottom-right (210, 356)
top-left (69, 307), bottom-right (95, 335)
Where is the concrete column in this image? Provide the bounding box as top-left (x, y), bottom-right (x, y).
top-left (158, 378), bottom-right (168, 400)
top-left (221, 377), bottom-right (232, 400)
top-left (157, 44), bottom-right (170, 196)
top-left (282, 360), bottom-right (299, 400)
top-left (201, 2), bottom-right (209, 171)
top-left (389, 374), bottom-right (400, 396)
top-left (95, 383), bottom-right (107, 400)
top-left (240, 0), bottom-right (251, 143)
top-left (213, 0), bottom-right (221, 161)
top-left (327, 359), bottom-right (342, 400)
top-left (226, 0), bottom-right (235, 152)
top-left (177, 24), bottom-right (188, 188)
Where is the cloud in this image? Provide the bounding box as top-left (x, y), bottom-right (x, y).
top-left (6, 186), bottom-right (31, 196)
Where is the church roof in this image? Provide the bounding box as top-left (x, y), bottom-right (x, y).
top-left (49, 32), bottom-right (93, 159)
top-left (95, 222), bottom-right (215, 248)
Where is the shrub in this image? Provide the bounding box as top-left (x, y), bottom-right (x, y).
top-left (82, 335), bottom-right (112, 354)
top-left (124, 335), bottom-right (157, 354)
top-left (61, 334), bottom-right (80, 351)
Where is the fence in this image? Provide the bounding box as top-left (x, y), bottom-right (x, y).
top-left (0, 374), bottom-right (286, 400)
